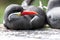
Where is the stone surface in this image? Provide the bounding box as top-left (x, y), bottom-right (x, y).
top-left (0, 24), bottom-right (60, 40)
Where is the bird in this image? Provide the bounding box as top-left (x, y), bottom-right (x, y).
top-left (4, 0), bottom-right (46, 30)
top-left (46, 0), bottom-right (60, 29)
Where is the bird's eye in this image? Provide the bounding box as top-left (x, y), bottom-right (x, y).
top-left (48, 15), bottom-right (57, 21)
top-left (48, 15), bottom-right (51, 19)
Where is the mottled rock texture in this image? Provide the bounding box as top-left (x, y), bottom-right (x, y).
top-left (0, 24), bottom-right (60, 40)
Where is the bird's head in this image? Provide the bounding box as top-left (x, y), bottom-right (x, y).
top-left (8, 10), bottom-right (38, 21)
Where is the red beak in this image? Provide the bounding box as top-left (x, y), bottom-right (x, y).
top-left (21, 10), bottom-right (38, 16)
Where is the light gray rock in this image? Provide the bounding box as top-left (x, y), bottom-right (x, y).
top-left (0, 24), bottom-right (60, 40)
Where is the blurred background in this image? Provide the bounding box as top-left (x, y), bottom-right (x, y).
top-left (0, 0), bottom-right (48, 24)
